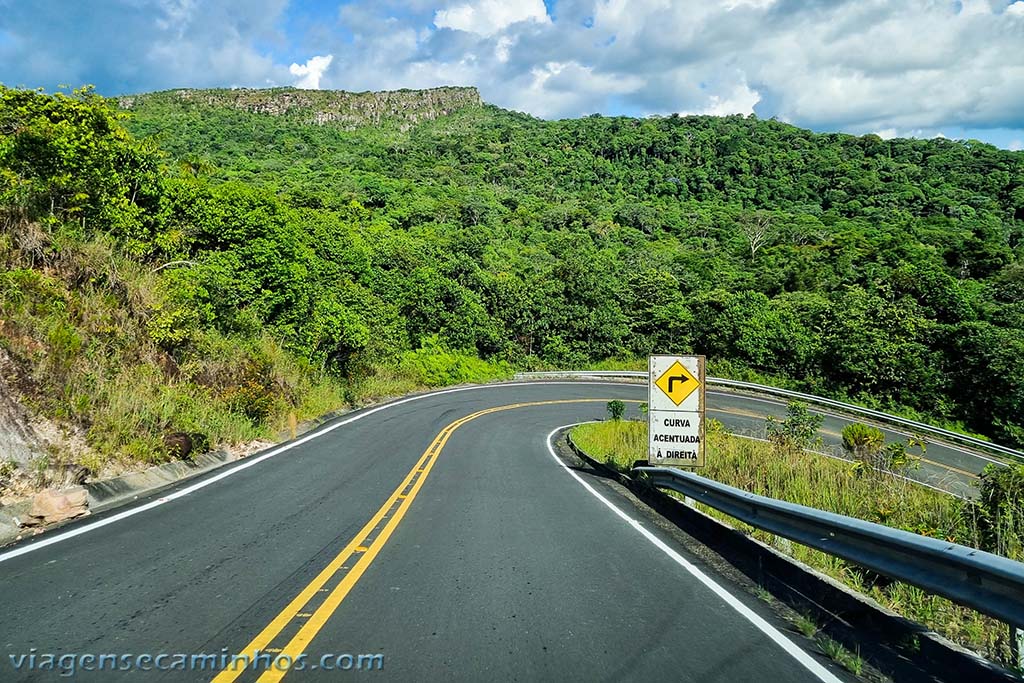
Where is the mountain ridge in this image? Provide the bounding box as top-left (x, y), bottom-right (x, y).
top-left (117, 85), bottom-right (483, 129)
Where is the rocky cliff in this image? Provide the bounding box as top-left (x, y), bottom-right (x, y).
top-left (0, 349), bottom-right (44, 469)
top-left (118, 86), bottom-right (483, 129)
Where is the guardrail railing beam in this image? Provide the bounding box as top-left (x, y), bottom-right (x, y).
top-left (514, 371), bottom-right (1024, 462)
top-left (633, 466), bottom-right (1024, 633)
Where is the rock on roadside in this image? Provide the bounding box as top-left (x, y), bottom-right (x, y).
top-left (22, 486), bottom-right (89, 526)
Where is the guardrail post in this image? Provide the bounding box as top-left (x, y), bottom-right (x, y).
top-left (1012, 625), bottom-right (1023, 672)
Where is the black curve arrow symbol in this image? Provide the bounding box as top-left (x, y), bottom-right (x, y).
top-left (667, 375), bottom-right (689, 393)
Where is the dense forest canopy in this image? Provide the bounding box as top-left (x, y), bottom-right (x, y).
top-left (2, 85), bottom-right (1023, 458)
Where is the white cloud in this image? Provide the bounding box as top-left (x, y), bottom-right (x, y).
top-left (681, 79), bottom-right (761, 116)
top-left (957, 0), bottom-right (993, 16)
top-left (1010, 140), bottom-right (1023, 151)
top-left (289, 54), bottom-right (333, 89)
top-left (868, 127), bottom-right (956, 142)
top-left (154, 0), bottom-right (198, 34)
top-left (495, 35), bottom-right (514, 63)
top-left (2, 0), bottom-right (1023, 148)
top-left (434, 0), bottom-right (549, 37)
top-left (519, 60), bottom-right (644, 118)
top-left (722, 0), bottom-right (776, 10)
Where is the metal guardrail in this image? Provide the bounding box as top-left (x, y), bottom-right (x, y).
top-left (635, 466), bottom-right (1024, 630)
top-left (515, 371), bottom-right (1024, 461)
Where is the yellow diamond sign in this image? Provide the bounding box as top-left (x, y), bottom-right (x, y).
top-left (655, 361), bottom-right (700, 406)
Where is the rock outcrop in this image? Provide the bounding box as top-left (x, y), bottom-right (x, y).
top-left (118, 86), bottom-right (483, 130)
top-left (0, 350), bottom-right (45, 467)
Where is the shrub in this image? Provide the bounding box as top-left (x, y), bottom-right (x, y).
top-left (398, 335), bottom-right (511, 387)
top-left (881, 439), bottom-right (924, 474)
top-left (967, 464), bottom-right (1024, 558)
top-left (607, 399), bottom-right (625, 420)
top-left (842, 423), bottom-right (925, 475)
top-left (841, 423), bottom-right (885, 460)
top-left (765, 401), bottom-right (823, 452)
top-left (217, 356), bottom-right (280, 423)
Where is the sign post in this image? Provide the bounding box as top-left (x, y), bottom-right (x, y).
top-left (648, 355), bottom-right (705, 467)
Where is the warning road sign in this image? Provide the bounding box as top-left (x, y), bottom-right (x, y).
top-left (654, 360), bottom-right (700, 406)
top-left (648, 355), bottom-right (705, 467)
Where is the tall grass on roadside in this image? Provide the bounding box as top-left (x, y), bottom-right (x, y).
top-left (0, 230), bottom-right (351, 477)
top-left (570, 419), bottom-right (1023, 669)
top-left (0, 224), bottom-right (521, 481)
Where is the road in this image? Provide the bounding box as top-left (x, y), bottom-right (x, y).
top-left (701, 388), bottom-right (993, 498)
top-left (0, 380), bottom-right (995, 681)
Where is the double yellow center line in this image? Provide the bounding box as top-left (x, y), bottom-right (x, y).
top-left (212, 398), bottom-right (611, 683)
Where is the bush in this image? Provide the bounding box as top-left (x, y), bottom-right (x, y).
top-left (842, 423), bottom-right (925, 475)
top-left (765, 401), bottom-right (823, 452)
top-left (398, 335), bottom-right (511, 387)
top-left (880, 439), bottom-right (924, 474)
top-left (968, 464), bottom-right (1024, 558)
top-left (607, 399), bottom-right (625, 420)
top-left (841, 423), bottom-right (885, 460)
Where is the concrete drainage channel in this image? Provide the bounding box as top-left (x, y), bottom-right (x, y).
top-left (0, 448), bottom-right (242, 546)
top-left (0, 381), bottom-right (501, 549)
top-left (0, 404), bottom-right (355, 548)
top-left (560, 427), bottom-right (1020, 683)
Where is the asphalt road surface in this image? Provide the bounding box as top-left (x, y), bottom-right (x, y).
top-left (0, 381), bottom-right (997, 681)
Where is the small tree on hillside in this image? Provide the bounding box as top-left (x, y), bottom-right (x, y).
top-left (740, 210), bottom-right (774, 259)
top-left (765, 402), bottom-right (823, 453)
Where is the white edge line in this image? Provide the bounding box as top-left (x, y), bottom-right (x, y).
top-left (725, 433), bottom-right (968, 498)
top-left (545, 423), bottom-right (844, 683)
top-left (1, 380), bottom-right (980, 564)
top-left (0, 381), bottom-right (626, 564)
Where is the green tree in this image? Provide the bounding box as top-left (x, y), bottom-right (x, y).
top-left (765, 402), bottom-right (824, 453)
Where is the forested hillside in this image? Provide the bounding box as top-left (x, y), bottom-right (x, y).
top-left (120, 88), bottom-right (1024, 440)
top-left (2, 85), bottom-right (1023, 475)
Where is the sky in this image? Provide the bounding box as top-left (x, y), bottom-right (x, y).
top-left (1, 0), bottom-right (1023, 150)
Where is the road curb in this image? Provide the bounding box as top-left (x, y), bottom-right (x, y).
top-left (0, 379), bottom-right (507, 550)
top-left (563, 426), bottom-right (1019, 683)
top-left (0, 450), bottom-right (239, 547)
top-left (84, 449), bottom-right (237, 512)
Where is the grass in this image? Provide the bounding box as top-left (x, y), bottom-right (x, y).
top-left (790, 612), bottom-right (819, 639)
top-left (347, 365), bottom-right (424, 405)
top-left (0, 230), bottom-right (356, 479)
top-left (571, 418), bottom-right (1023, 669)
top-left (816, 635), bottom-right (864, 675)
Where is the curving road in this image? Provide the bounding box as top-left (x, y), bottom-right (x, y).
top-left (0, 381), bottom-right (995, 681)
top-left (702, 388), bottom-right (995, 498)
